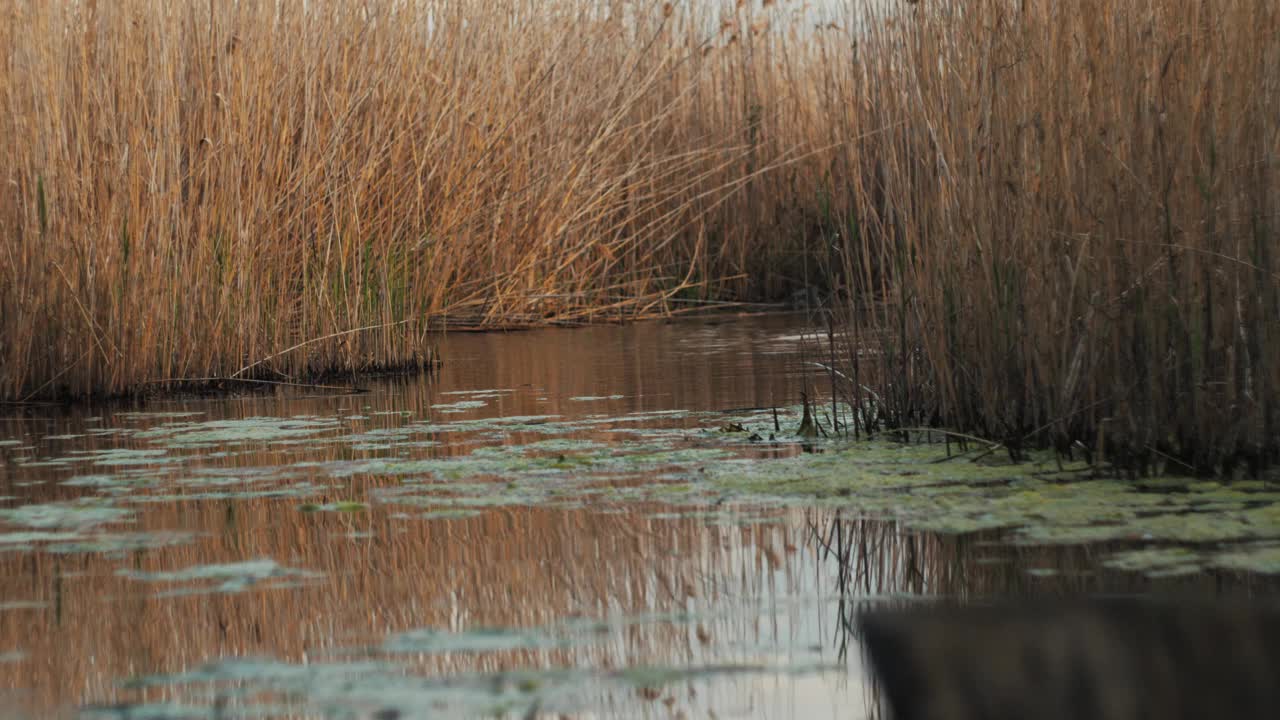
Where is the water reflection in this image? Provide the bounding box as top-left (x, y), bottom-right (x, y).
top-left (0, 315), bottom-right (1272, 718)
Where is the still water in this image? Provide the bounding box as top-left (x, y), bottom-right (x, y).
top-left (0, 315), bottom-right (1273, 719)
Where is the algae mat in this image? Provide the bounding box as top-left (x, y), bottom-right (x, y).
top-left (6, 400), bottom-right (1278, 578)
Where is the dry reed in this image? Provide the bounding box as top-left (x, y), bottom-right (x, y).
top-left (3, 0), bottom-right (1277, 475)
top-left (826, 0), bottom-right (1279, 474)
top-left (1, 0), bottom-right (807, 399)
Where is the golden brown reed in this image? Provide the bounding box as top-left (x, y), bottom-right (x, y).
top-left (825, 0), bottom-right (1280, 473)
top-left (3, 0), bottom-right (1277, 474)
top-left (0, 0), bottom-right (813, 400)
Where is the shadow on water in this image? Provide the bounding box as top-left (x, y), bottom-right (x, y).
top-left (0, 315), bottom-right (1275, 718)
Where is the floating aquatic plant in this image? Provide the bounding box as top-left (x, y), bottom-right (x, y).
top-left (119, 559), bottom-right (321, 596)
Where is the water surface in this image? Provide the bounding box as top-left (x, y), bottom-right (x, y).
top-left (0, 315), bottom-right (1275, 718)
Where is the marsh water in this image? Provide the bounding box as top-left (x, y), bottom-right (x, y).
top-left (1, 315), bottom-right (1277, 719)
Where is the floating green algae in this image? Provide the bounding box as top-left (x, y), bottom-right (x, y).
top-left (12, 458), bottom-right (73, 467)
top-left (415, 508), bottom-right (484, 520)
top-left (448, 413), bottom-right (561, 427)
top-left (376, 484), bottom-right (560, 510)
top-left (441, 388), bottom-right (515, 397)
top-left (317, 438), bottom-right (727, 490)
top-left (0, 531), bottom-right (83, 548)
top-left (299, 501), bottom-right (367, 513)
top-left (0, 501), bottom-right (131, 530)
top-left (1104, 547), bottom-right (1205, 578)
top-left (57, 448), bottom-right (176, 467)
top-left (383, 626), bottom-right (574, 654)
top-left (175, 474), bottom-right (270, 488)
top-left (430, 400), bottom-right (488, 412)
top-left (85, 428), bottom-right (133, 437)
top-left (1104, 542), bottom-right (1280, 576)
top-left (517, 438), bottom-right (609, 454)
top-left (82, 701), bottom-right (280, 719)
top-left (700, 438), bottom-right (1280, 550)
top-left (136, 417), bottom-right (340, 446)
top-left (1214, 544), bottom-right (1280, 574)
top-left (62, 474), bottom-right (156, 489)
top-left (119, 559), bottom-right (321, 596)
top-left (9, 395), bottom-right (1279, 604)
top-left (119, 657), bottom-right (561, 718)
top-left (130, 484), bottom-right (323, 504)
top-left (45, 531), bottom-right (196, 556)
top-left (113, 614), bottom-right (838, 720)
top-left (115, 412), bottom-right (205, 420)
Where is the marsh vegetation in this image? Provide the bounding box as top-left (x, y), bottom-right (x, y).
top-left (823, 0), bottom-right (1280, 476)
top-left (2, 0), bottom-right (1279, 709)
top-left (4, 0), bottom-right (1277, 477)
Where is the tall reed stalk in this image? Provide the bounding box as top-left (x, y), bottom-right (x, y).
top-left (828, 0), bottom-right (1279, 474)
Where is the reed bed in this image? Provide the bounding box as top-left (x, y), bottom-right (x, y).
top-left (3, 0), bottom-right (1278, 475)
top-left (0, 0), bottom-right (815, 399)
top-left (827, 0), bottom-right (1280, 474)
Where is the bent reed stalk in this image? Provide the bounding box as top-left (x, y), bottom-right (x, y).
top-left (2, 0), bottom-right (1278, 476)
